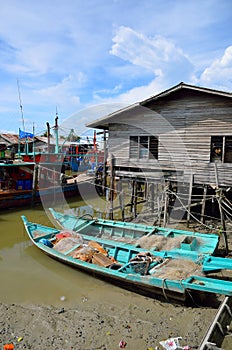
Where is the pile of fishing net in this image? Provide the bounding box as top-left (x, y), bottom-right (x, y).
top-left (136, 235), bottom-right (186, 251)
top-left (53, 231), bottom-right (83, 253)
top-left (152, 259), bottom-right (203, 280)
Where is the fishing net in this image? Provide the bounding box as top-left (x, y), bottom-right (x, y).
top-left (151, 259), bottom-right (203, 280)
top-left (72, 245), bottom-right (96, 262)
top-left (136, 235), bottom-right (186, 251)
top-left (53, 236), bottom-right (83, 253)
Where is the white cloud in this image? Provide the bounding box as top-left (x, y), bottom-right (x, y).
top-left (37, 74), bottom-right (85, 99)
top-left (199, 46), bottom-right (232, 90)
top-left (110, 26), bottom-right (192, 72)
top-left (0, 1), bottom-right (232, 133)
top-left (106, 26), bottom-right (193, 104)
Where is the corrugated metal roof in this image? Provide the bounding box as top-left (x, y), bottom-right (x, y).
top-left (140, 82), bottom-right (232, 105)
top-left (86, 82), bottom-right (232, 129)
top-left (0, 133), bottom-right (19, 144)
top-left (35, 136), bottom-right (72, 146)
top-left (0, 134), bottom-right (75, 147)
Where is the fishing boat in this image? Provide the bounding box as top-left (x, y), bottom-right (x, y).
top-left (0, 125), bottom-right (101, 210)
top-left (0, 160), bottom-right (82, 210)
top-left (21, 215), bottom-right (232, 304)
top-left (49, 208), bottom-right (220, 256)
top-left (0, 161), bottom-right (37, 209)
top-left (0, 136), bottom-right (99, 209)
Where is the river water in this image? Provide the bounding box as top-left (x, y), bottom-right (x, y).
top-left (0, 195), bottom-right (133, 307)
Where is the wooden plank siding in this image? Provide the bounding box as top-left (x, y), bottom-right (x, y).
top-left (107, 90), bottom-right (232, 186)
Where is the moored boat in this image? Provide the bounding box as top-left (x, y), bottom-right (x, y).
top-left (0, 126), bottom-right (100, 210)
top-left (21, 215), bottom-right (232, 304)
top-left (0, 161), bottom-right (81, 210)
top-left (49, 207), bottom-right (220, 256)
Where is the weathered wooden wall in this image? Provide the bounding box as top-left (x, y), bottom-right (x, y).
top-left (107, 90), bottom-right (232, 186)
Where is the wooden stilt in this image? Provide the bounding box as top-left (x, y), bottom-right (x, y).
top-left (130, 179), bottom-right (135, 213)
top-left (102, 131), bottom-right (107, 196)
top-left (144, 181), bottom-right (148, 200)
top-left (200, 185), bottom-right (207, 224)
top-left (150, 182), bottom-right (154, 213)
top-left (163, 182), bottom-right (170, 227)
top-left (109, 155), bottom-right (115, 220)
top-left (214, 163), bottom-right (229, 254)
top-left (133, 181), bottom-right (138, 218)
top-left (118, 178), bottom-right (125, 221)
top-left (157, 184), bottom-right (163, 226)
top-left (187, 174), bottom-right (194, 227)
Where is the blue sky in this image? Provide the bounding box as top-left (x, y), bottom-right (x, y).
top-left (0, 0), bottom-right (232, 137)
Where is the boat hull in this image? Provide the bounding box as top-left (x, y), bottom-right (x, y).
top-left (0, 183), bottom-right (80, 210)
top-left (21, 216), bottom-right (232, 305)
top-left (49, 208), bottom-right (219, 256)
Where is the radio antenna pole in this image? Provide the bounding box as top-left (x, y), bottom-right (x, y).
top-left (17, 78), bottom-right (25, 131)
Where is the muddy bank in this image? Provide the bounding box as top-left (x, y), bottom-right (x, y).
top-left (0, 296), bottom-right (218, 350)
top-left (1, 209), bottom-right (231, 349)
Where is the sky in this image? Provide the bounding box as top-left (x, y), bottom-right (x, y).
top-left (0, 0), bottom-right (232, 138)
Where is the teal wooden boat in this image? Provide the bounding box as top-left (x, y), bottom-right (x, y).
top-left (21, 215), bottom-right (232, 304)
top-left (49, 208), bottom-right (219, 255)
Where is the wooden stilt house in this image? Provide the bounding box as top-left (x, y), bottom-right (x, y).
top-left (86, 82), bottom-right (232, 227)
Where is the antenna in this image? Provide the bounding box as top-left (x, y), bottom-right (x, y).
top-left (17, 78), bottom-right (25, 131)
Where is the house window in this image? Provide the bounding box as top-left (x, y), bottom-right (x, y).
top-left (139, 136), bottom-right (149, 158)
top-left (210, 136), bottom-right (232, 163)
top-left (129, 135), bottom-right (158, 159)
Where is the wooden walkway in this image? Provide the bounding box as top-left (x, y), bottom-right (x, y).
top-left (199, 296), bottom-right (232, 350)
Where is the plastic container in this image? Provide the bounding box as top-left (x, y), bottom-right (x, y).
top-left (16, 180), bottom-right (23, 190)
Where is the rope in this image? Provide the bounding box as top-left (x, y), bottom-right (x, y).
top-left (166, 189), bottom-right (219, 230)
top-left (162, 278), bottom-right (168, 301)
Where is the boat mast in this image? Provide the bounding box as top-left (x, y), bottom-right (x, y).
top-left (54, 109), bottom-right (59, 154)
top-left (17, 78), bottom-right (25, 132)
top-left (17, 78), bottom-right (25, 155)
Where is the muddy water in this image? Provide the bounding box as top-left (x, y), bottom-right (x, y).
top-left (0, 202), bottom-right (133, 308)
top-left (0, 183), bottom-right (142, 308)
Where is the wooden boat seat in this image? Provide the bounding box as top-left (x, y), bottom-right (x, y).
top-left (34, 232), bottom-right (57, 241)
top-left (92, 252), bottom-right (113, 267)
top-left (73, 219), bottom-right (96, 232)
top-left (64, 243), bottom-right (82, 255)
top-left (88, 241), bottom-right (108, 255)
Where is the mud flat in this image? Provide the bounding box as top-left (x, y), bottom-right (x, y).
top-left (0, 295), bottom-right (218, 350)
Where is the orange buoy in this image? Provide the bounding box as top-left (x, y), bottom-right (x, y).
top-left (3, 344), bottom-right (15, 350)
